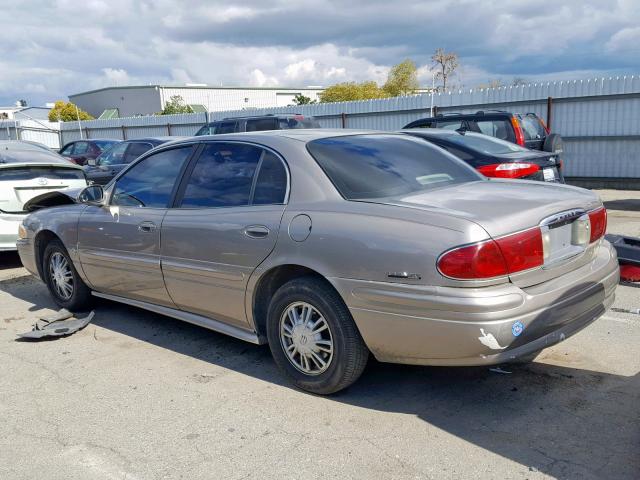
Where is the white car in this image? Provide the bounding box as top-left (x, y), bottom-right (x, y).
top-left (0, 141), bottom-right (87, 251)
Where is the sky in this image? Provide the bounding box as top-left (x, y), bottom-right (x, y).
top-left (0, 0), bottom-right (639, 106)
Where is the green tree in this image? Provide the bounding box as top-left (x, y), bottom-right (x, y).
top-left (383, 59), bottom-right (419, 96)
top-left (292, 94), bottom-right (317, 105)
top-left (319, 81), bottom-right (388, 103)
top-left (158, 95), bottom-right (193, 115)
top-left (431, 48), bottom-right (459, 92)
top-left (48, 101), bottom-right (94, 122)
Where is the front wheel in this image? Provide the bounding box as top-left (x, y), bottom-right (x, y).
top-left (266, 277), bottom-right (369, 394)
top-left (43, 239), bottom-right (93, 311)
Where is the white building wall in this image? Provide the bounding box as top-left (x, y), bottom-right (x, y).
top-left (161, 87), bottom-right (323, 111)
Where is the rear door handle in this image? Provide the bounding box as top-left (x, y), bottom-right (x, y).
top-left (138, 221), bottom-right (157, 233)
top-left (243, 225), bottom-right (270, 239)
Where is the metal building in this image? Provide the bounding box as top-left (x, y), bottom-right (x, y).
top-left (68, 85), bottom-right (325, 118)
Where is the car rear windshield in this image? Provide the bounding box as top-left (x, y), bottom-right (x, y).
top-left (0, 166), bottom-right (85, 180)
top-left (307, 134), bottom-right (481, 200)
top-left (518, 115), bottom-right (547, 140)
top-left (444, 132), bottom-right (530, 154)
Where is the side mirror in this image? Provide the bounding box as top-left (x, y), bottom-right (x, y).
top-left (87, 158), bottom-right (97, 166)
top-left (78, 185), bottom-right (104, 204)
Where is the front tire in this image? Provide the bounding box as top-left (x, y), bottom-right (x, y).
top-left (43, 239), bottom-right (93, 311)
top-left (266, 277), bottom-right (369, 394)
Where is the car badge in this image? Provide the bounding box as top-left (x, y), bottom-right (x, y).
top-left (36, 177), bottom-right (48, 186)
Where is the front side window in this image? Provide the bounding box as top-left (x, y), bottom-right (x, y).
top-left (215, 122), bottom-right (236, 134)
top-left (307, 134), bottom-right (481, 200)
top-left (179, 143), bottom-right (262, 208)
top-left (60, 143), bottom-right (74, 156)
top-left (195, 124), bottom-right (216, 136)
top-left (111, 146), bottom-right (193, 208)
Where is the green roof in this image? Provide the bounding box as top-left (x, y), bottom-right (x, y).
top-left (188, 104), bottom-right (207, 113)
top-left (98, 108), bottom-right (119, 119)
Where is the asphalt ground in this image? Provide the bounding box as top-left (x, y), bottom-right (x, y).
top-left (0, 189), bottom-right (638, 480)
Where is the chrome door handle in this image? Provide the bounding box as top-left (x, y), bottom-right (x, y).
top-left (243, 225), bottom-right (270, 238)
top-left (138, 221), bottom-right (157, 233)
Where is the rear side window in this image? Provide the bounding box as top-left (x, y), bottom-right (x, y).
top-left (60, 144), bottom-right (74, 156)
top-left (474, 120), bottom-right (513, 141)
top-left (112, 146), bottom-right (193, 208)
top-left (278, 117), bottom-right (321, 129)
top-left (123, 142), bottom-right (154, 164)
top-left (307, 135), bottom-right (481, 200)
top-left (253, 152), bottom-right (288, 204)
top-left (179, 143), bottom-right (262, 208)
top-left (74, 142), bottom-right (89, 154)
top-left (0, 167), bottom-right (85, 180)
top-left (246, 118), bottom-right (279, 132)
top-left (215, 122), bottom-right (236, 134)
top-left (436, 120), bottom-right (464, 130)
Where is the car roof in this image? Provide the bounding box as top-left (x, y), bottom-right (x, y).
top-left (123, 136), bottom-right (187, 143)
top-left (187, 129), bottom-right (382, 143)
top-left (0, 142), bottom-right (79, 167)
top-left (400, 128), bottom-right (466, 138)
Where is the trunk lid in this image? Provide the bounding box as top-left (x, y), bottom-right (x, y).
top-left (0, 164), bottom-right (87, 213)
top-left (373, 180), bottom-right (603, 286)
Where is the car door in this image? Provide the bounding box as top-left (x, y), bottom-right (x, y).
top-left (78, 145), bottom-right (195, 305)
top-left (160, 142), bottom-right (289, 329)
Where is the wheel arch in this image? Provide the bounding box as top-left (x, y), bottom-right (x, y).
top-left (34, 229), bottom-right (62, 282)
top-left (249, 264), bottom-right (347, 340)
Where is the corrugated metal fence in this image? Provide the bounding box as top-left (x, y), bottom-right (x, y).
top-left (15, 76), bottom-right (640, 179)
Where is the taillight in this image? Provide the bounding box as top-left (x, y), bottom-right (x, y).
top-left (588, 207), bottom-right (607, 243)
top-left (438, 227), bottom-right (544, 280)
top-left (437, 240), bottom-right (508, 279)
top-left (510, 117), bottom-right (526, 146)
top-left (477, 162), bottom-right (540, 179)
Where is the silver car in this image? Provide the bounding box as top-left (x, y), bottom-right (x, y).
top-left (17, 130), bottom-right (618, 394)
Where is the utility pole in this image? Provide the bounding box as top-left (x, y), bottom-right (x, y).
top-left (75, 104), bottom-right (83, 139)
top-left (430, 71), bottom-right (435, 117)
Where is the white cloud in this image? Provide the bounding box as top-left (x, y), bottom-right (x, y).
top-left (606, 27), bottom-right (640, 52)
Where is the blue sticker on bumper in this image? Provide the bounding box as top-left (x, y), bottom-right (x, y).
top-left (512, 321), bottom-right (524, 337)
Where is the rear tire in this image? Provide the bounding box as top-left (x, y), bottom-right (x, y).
top-left (266, 277), bottom-right (369, 394)
top-left (43, 239), bottom-right (93, 311)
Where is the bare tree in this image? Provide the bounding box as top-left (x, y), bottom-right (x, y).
top-left (431, 48), bottom-right (459, 92)
top-left (511, 77), bottom-right (528, 86)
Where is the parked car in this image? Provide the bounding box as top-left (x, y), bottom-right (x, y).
top-left (0, 141), bottom-right (86, 251)
top-left (59, 139), bottom-right (121, 166)
top-left (84, 137), bottom-right (182, 185)
top-left (194, 114), bottom-right (321, 136)
top-left (17, 131), bottom-right (617, 394)
top-left (404, 111), bottom-right (563, 153)
top-left (403, 129), bottom-right (564, 182)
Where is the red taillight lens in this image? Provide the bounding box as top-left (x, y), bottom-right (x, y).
top-left (477, 162), bottom-right (540, 179)
top-left (510, 117), bottom-right (526, 146)
top-left (438, 228), bottom-right (544, 280)
top-left (437, 240), bottom-right (508, 279)
top-left (588, 207), bottom-right (607, 243)
top-left (496, 227), bottom-right (544, 274)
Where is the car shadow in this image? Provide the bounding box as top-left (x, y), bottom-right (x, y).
top-left (2, 280), bottom-right (638, 479)
top-left (603, 198), bottom-right (640, 212)
top-left (0, 251), bottom-right (23, 270)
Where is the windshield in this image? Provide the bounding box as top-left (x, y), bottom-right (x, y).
top-left (445, 132), bottom-right (530, 154)
top-left (95, 142), bottom-right (129, 166)
top-left (307, 134), bottom-right (481, 200)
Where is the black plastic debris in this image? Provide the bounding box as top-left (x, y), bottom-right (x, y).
top-left (606, 234), bottom-right (640, 282)
top-left (17, 310), bottom-right (94, 340)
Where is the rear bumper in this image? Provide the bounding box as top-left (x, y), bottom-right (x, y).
top-left (0, 213), bottom-right (26, 251)
top-left (332, 241), bottom-right (619, 366)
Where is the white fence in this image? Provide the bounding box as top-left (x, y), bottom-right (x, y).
top-left (8, 75), bottom-right (640, 179)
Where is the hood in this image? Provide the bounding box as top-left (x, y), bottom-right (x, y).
top-left (23, 187), bottom-right (86, 212)
top-left (373, 180), bottom-right (600, 238)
